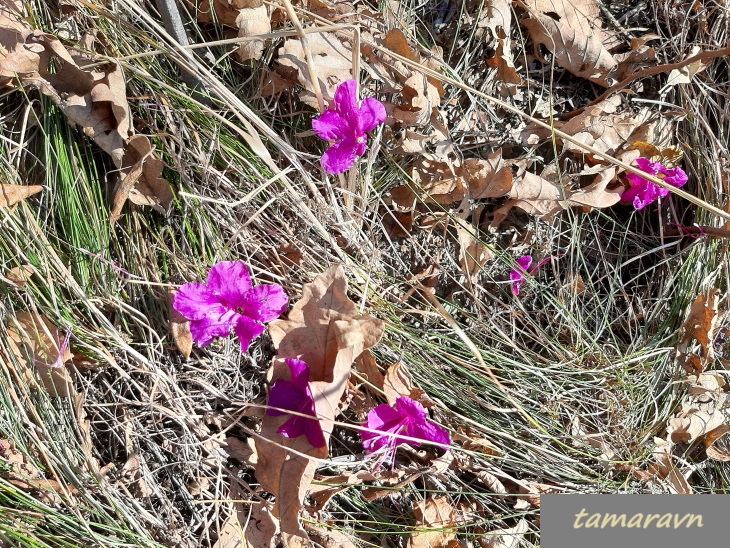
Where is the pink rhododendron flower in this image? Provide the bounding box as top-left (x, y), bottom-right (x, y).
top-left (173, 261), bottom-right (287, 352)
top-left (312, 79), bottom-right (386, 174)
top-left (360, 397), bottom-right (450, 460)
top-left (510, 255), bottom-right (552, 296)
top-left (621, 157), bottom-right (688, 210)
top-left (267, 358), bottom-right (325, 448)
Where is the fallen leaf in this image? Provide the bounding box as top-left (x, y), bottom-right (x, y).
top-left (354, 349), bottom-right (385, 391)
top-left (213, 515), bottom-right (244, 548)
top-left (408, 496), bottom-right (457, 548)
top-left (235, 4), bottom-right (270, 62)
top-left (364, 29), bottom-right (444, 127)
top-left (302, 523), bottom-right (358, 547)
top-left (666, 372), bottom-right (729, 446)
top-left (120, 453), bottom-right (153, 498)
top-left (0, 438), bottom-right (71, 505)
top-left (648, 438), bottom-right (693, 494)
top-left (169, 289), bottom-right (192, 359)
top-left (457, 219), bottom-right (494, 276)
top-left (461, 152), bottom-right (513, 199)
top-left (5, 312), bottom-right (74, 397)
top-left (663, 46), bottom-right (706, 91)
top-left (189, 0), bottom-right (254, 26)
top-left (4, 264), bottom-right (35, 287)
top-left (490, 163), bottom-right (622, 225)
top-left (681, 289), bottom-right (720, 356)
top-left (479, 0), bottom-right (520, 91)
top-left (278, 33), bottom-right (352, 108)
top-left (614, 33), bottom-right (660, 81)
top-left (0, 184), bottom-right (43, 207)
top-left (705, 425), bottom-right (730, 462)
top-left (522, 5), bottom-right (617, 86)
top-left (0, 5), bottom-right (171, 215)
top-left (242, 495), bottom-right (279, 548)
top-left (555, 96), bottom-right (645, 156)
top-left (256, 265), bottom-right (384, 539)
top-left (383, 362), bottom-right (433, 407)
top-left (479, 519), bottom-right (529, 548)
top-left (119, 135), bottom-right (174, 216)
top-left (307, 470), bottom-right (377, 513)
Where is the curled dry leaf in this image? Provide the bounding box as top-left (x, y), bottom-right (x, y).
top-left (0, 4), bottom-right (172, 215)
top-left (235, 4), bottom-right (270, 62)
top-left (457, 217), bottom-right (494, 277)
top-left (361, 28), bottom-right (444, 127)
top-left (490, 163), bottom-right (622, 226)
top-left (119, 135), bottom-right (174, 217)
top-left (4, 264), bottom-right (35, 287)
top-left (648, 438), bottom-right (692, 494)
top-left (0, 438), bottom-right (72, 505)
top-left (462, 152), bottom-right (513, 199)
top-left (522, 11), bottom-right (617, 86)
top-left (408, 496), bottom-right (458, 548)
top-left (168, 289), bottom-right (192, 359)
top-left (256, 265), bottom-right (384, 539)
top-left (391, 159), bottom-right (465, 207)
top-left (383, 361), bottom-right (432, 407)
top-left (307, 470), bottom-right (377, 513)
top-left (666, 372), bottom-right (730, 446)
top-left (479, 0), bottom-right (520, 91)
top-left (4, 312), bottom-right (75, 397)
top-left (521, 96), bottom-right (647, 157)
top-left (190, 0), bottom-right (245, 26)
top-left (278, 33), bottom-right (352, 108)
top-left (0, 184), bottom-right (43, 207)
top-left (681, 289), bottom-right (720, 357)
top-left (354, 349), bottom-right (385, 391)
top-left (479, 518), bottom-right (529, 548)
top-left (663, 46), bottom-right (707, 91)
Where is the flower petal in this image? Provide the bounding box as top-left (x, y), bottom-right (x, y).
top-left (333, 79), bottom-right (359, 120)
top-left (277, 415), bottom-right (326, 448)
top-left (358, 97), bottom-right (387, 133)
top-left (509, 255), bottom-right (532, 296)
top-left (408, 419), bottom-right (450, 448)
top-left (634, 157), bottom-right (660, 174)
top-left (267, 378), bottom-right (306, 416)
top-left (360, 404), bottom-right (404, 453)
top-left (394, 396), bottom-right (428, 421)
top-left (233, 315), bottom-right (265, 353)
top-left (189, 310), bottom-right (239, 346)
top-left (312, 109), bottom-right (348, 140)
top-left (284, 358), bottom-right (310, 390)
top-left (241, 283), bottom-right (288, 322)
top-left (659, 165), bottom-right (688, 187)
top-left (206, 261), bottom-right (252, 308)
top-left (321, 138), bottom-right (359, 174)
top-left (174, 282), bottom-right (220, 321)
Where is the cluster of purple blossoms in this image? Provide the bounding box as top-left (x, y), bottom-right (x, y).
top-left (173, 259), bottom-right (449, 459)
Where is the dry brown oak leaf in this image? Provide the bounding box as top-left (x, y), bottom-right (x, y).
top-left (0, 3), bottom-right (172, 216)
top-left (522, 0), bottom-right (618, 86)
top-left (278, 32), bottom-right (352, 108)
top-left (255, 265), bottom-right (384, 540)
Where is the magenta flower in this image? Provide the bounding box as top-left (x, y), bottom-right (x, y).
top-left (360, 397), bottom-right (450, 459)
top-left (267, 358), bottom-right (325, 448)
top-left (510, 255), bottom-right (552, 295)
top-left (621, 157), bottom-right (688, 210)
top-left (510, 255), bottom-right (533, 296)
top-left (173, 261), bottom-right (287, 352)
top-left (312, 79), bottom-right (386, 174)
